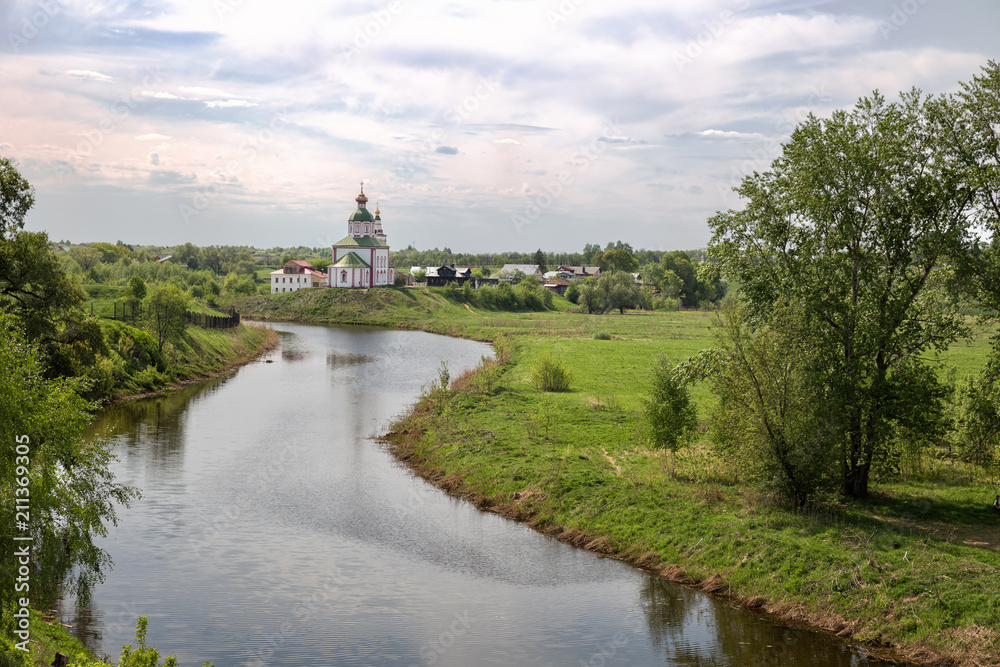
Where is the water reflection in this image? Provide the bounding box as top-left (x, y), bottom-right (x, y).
top-left (67, 323), bottom-right (911, 667)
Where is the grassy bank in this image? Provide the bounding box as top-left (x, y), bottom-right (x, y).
top-left (99, 322), bottom-right (277, 402)
top-left (249, 287), bottom-right (998, 664)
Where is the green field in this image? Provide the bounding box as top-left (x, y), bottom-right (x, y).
top-left (238, 286), bottom-right (998, 666)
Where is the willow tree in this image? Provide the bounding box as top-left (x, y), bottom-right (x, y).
top-left (709, 85), bottom-right (983, 498)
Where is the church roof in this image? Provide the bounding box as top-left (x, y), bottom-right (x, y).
top-left (349, 208), bottom-right (375, 222)
top-left (331, 253), bottom-right (371, 269)
top-left (333, 234), bottom-right (388, 248)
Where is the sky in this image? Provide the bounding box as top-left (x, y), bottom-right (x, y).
top-left (1, 0), bottom-right (997, 254)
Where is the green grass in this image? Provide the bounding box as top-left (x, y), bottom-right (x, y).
top-left (238, 286), bottom-right (1000, 665)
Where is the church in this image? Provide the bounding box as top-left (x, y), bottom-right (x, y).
top-left (328, 184), bottom-right (395, 289)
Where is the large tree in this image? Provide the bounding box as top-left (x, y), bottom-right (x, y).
top-left (709, 85), bottom-right (985, 498)
top-left (144, 284), bottom-right (189, 353)
top-left (0, 315), bottom-right (138, 616)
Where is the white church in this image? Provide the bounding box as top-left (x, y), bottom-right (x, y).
top-left (328, 184), bottom-right (396, 289)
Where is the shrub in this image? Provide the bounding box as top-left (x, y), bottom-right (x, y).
top-left (593, 331), bottom-right (611, 340)
top-left (530, 351), bottom-right (572, 392)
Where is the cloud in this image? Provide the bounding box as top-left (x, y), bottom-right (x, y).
top-left (205, 99), bottom-right (258, 108)
top-left (66, 70), bottom-right (114, 82)
top-left (148, 152), bottom-right (160, 166)
top-left (178, 86), bottom-right (233, 97)
top-left (495, 138), bottom-right (521, 145)
top-left (141, 91), bottom-right (181, 99)
top-left (136, 134), bottom-right (172, 141)
top-left (435, 145), bottom-right (459, 154)
top-left (698, 129), bottom-right (768, 140)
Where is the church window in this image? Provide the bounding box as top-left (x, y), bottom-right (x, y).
top-left (341, 270), bottom-right (348, 283)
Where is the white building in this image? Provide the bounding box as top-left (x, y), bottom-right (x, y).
top-left (329, 185), bottom-right (396, 289)
top-left (271, 260), bottom-right (327, 293)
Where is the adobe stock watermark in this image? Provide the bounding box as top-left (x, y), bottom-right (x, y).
top-left (545, 0), bottom-right (588, 29)
top-left (52, 65), bottom-right (165, 182)
top-left (178, 107), bottom-right (290, 224)
top-left (6, 0), bottom-right (65, 53)
top-left (715, 84), bottom-right (831, 204)
top-left (673, 0), bottom-right (750, 72)
top-left (878, 0), bottom-right (930, 39)
top-left (380, 74), bottom-right (500, 190)
top-left (12, 435), bottom-right (32, 653)
top-left (341, 0), bottom-right (406, 63)
top-left (243, 568), bottom-right (347, 667)
top-left (510, 118), bottom-right (623, 235)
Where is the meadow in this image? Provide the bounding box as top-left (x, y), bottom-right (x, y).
top-left (240, 286), bottom-right (1000, 666)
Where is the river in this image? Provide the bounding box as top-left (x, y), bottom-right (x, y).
top-left (63, 321), bottom-right (909, 666)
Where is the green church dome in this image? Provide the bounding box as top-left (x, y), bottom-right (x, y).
top-left (349, 208), bottom-right (374, 223)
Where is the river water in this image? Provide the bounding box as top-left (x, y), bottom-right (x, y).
top-left (64, 322), bottom-right (908, 666)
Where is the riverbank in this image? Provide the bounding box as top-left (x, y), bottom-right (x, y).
top-left (210, 289), bottom-right (1000, 665)
top-left (103, 322), bottom-right (278, 403)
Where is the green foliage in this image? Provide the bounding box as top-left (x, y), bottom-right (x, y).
top-left (0, 157), bottom-right (34, 239)
top-left (532, 249), bottom-right (547, 274)
top-left (643, 355), bottom-right (698, 477)
top-left (708, 84), bottom-right (987, 498)
top-left (412, 269), bottom-right (427, 283)
top-left (78, 617), bottom-right (213, 667)
top-left (530, 351), bottom-right (572, 392)
top-left (125, 276), bottom-right (147, 304)
top-left (601, 248), bottom-right (638, 274)
top-left (0, 315), bottom-right (139, 617)
top-left (143, 284), bottom-right (190, 353)
top-left (593, 331), bottom-right (611, 340)
top-left (565, 282), bottom-right (580, 304)
top-left (952, 342), bottom-right (1000, 473)
top-left (222, 272), bottom-right (256, 296)
top-left (576, 272), bottom-right (643, 314)
top-left (709, 305), bottom-right (838, 506)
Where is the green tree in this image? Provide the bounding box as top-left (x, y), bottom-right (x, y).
top-left (600, 270), bottom-right (642, 314)
top-left (71, 246), bottom-right (103, 272)
top-left (144, 284), bottom-right (189, 353)
top-left (708, 86), bottom-right (982, 498)
top-left (532, 249), bottom-right (547, 274)
top-left (0, 157), bottom-right (34, 239)
top-left (602, 248), bottom-right (639, 274)
top-left (126, 276), bottom-right (147, 304)
top-left (643, 354), bottom-right (698, 478)
top-left (0, 315), bottom-right (139, 617)
top-left (582, 243), bottom-right (601, 265)
top-left (706, 304), bottom-right (838, 506)
top-left (565, 282), bottom-right (580, 304)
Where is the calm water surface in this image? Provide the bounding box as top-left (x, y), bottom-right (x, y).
top-left (64, 322), bottom-right (910, 666)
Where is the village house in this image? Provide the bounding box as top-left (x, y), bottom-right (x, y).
top-left (497, 264), bottom-right (544, 280)
top-left (557, 265), bottom-right (601, 280)
top-left (271, 259), bottom-right (327, 293)
top-left (329, 184), bottom-right (396, 289)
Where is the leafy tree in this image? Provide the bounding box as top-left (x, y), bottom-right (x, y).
top-left (71, 246), bottom-right (103, 272)
top-left (223, 272), bottom-right (256, 296)
top-left (144, 284), bottom-right (189, 353)
top-left (602, 248), bottom-right (639, 274)
top-left (126, 276), bottom-right (147, 304)
top-left (582, 243), bottom-right (601, 265)
top-left (312, 257), bottom-right (331, 272)
top-left (412, 269), bottom-right (427, 283)
top-left (0, 315), bottom-right (139, 617)
top-left (0, 157), bottom-right (34, 239)
top-left (706, 304), bottom-right (838, 506)
top-left (708, 86), bottom-right (983, 498)
top-left (1, 231), bottom-right (106, 377)
top-left (565, 282), bottom-right (580, 304)
top-left (600, 270), bottom-right (642, 314)
top-left (643, 354), bottom-right (698, 478)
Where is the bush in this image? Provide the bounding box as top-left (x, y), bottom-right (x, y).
top-left (565, 283), bottom-right (580, 304)
top-left (593, 331), bottom-right (612, 340)
top-left (530, 351), bottom-right (572, 392)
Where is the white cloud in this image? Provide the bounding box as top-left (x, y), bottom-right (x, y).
top-left (495, 138), bottom-right (521, 145)
top-left (698, 130), bottom-right (767, 140)
top-left (66, 70), bottom-right (114, 82)
top-left (141, 91), bottom-right (181, 99)
top-left (179, 86), bottom-right (233, 98)
top-left (205, 99), bottom-right (258, 108)
top-left (135, 134), bottom-right (172, 140)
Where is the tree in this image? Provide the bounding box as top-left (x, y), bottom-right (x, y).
top-left (582, 243), bottom-right (600, 265)
top-left (412, 269), bottom-right (427, 283)
top-left (532, 249), bottom-right (548, 274)
top-left (71, 246), bottom-right (103, 272)
top-left (0, 156), bottom-right (34, 239)
top-left (0, 230), bottom-right (105, 377)
top-left (707, 304), bottom-right (838, 506)
top-left (144, 284), bottom-right (189, 353)
top-left (643, 354), bottom-right (698, 478)
top-left (126, 275), bottom-right (147, 304)
top-left (312, 257), bottom-right (331, 272)
top-left (708, 86), bottom-right (982, 498)
top-left (600, 270), bottom-right (642, 314)
top-left (0, 315), bottom-right (139, 617)
top-left (602, 248), bottom-right (639, 274)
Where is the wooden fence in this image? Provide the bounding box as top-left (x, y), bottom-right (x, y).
top-left (187, 309), bottom-right (240, 329)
